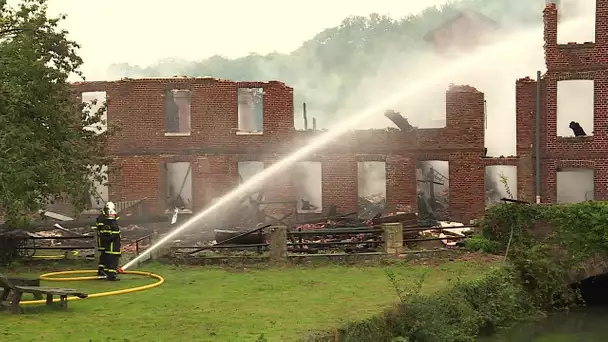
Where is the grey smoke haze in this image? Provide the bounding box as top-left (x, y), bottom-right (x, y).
top-left (93, 1), bottom-right (593, 150)
top-left (237, 161), bottom-right (265, 201)
top-left (166, 162), bottom-right (193, 211)
top-left (334, 0), bottom-right (594, 203)
top-left (358, 162), bottom-right (387, 201)
top-left (292, 162), bottom-right (323, 212)
top-left (36, 0), bottom-right (453, 80)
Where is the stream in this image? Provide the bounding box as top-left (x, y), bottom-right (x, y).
top-left (479, 307), bottom-right (608, 341)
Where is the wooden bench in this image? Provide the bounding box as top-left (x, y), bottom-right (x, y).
top-left (0, 273), bottom-right (88, 313)
top-left (7, 277), bottom-right (42, 299)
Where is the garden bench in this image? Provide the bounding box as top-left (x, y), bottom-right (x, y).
top-left (0, 273), bottom-right (88, 313)
top-left (7, 277), bottom-right (42, 299)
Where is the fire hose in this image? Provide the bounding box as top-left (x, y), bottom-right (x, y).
top-left (19, 270), bottom-right (164, 306)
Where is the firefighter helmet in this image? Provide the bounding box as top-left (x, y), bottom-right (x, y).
top-left (102, 201), bottom-right (117, 218)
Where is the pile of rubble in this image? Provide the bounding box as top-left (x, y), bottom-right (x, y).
top-left (121, 240), bottom-right (151, 254)
top-left (121, 224), bottom-right (147, 232)
top-left (417, 221), bottom-right (474, 249)
top-left (357, 194), bottom-right (388, 220)
top-left (288, 211), bottom-right (418, 253)
top-left (3, 222), bottom-right (158, 257)
top-left (296, 220), bottom-right (342, 231)
top-left (295, 217), bottom-right (371, 231)
top-left (290, 232), bottom-right (379, 253)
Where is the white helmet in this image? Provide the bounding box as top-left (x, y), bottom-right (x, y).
top-left (103, 201), bottom-right (117, 217)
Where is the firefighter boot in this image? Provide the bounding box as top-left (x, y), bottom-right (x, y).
top-left (106, 271), bottom-right (120, 281)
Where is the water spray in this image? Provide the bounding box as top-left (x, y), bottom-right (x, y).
top-left (121, 19), bottom-right (586, 271)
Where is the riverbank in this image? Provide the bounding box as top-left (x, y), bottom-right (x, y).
top-left (323, 263), bottom-right (541, 342)
top-left (330, 201), bottom-right (608, 342)
top-left (478, 306), bottom-right (608, 341)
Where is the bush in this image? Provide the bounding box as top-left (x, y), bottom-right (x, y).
top-left (481, 201), bottom-right (608, 308)
top-left (464, 234), bottom-right (500, 254)
top-left (332, 266), bottom-right (539, 342)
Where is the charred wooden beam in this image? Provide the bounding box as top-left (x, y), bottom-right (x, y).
top-left (371, 212), bottom-right (417, 224)
top-left (501, 198), bottom-right (530, 204)
top-left (384, 110), bottom-right (414, 132)
top-left (294, 212), bottom-right (358, 225)
top-left (303, 102), bottom-right (308, 130)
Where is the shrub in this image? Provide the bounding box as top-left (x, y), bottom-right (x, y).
top-left (481, 201), bottom-right (608, 308)
top-left (333, 266), bottom-right (539, 342)
top-left (464, 234), bottom-right (500, 254)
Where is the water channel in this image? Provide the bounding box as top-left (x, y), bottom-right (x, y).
top-left (481, 273), bottom-right (608, 341)
top-left (480, 307), bottom-right (608, 341)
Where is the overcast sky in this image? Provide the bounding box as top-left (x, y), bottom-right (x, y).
top-left (30, 0), bottom-right (451, 79)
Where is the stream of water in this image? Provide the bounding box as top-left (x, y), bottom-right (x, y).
top-left (480, 307), bottom-right (608, 341)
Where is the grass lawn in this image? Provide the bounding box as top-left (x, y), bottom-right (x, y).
top-left (1, 258), bottom-right (498, 341)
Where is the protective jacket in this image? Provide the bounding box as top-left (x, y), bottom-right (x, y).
top-left (96, 214), bottom-right (121, 255)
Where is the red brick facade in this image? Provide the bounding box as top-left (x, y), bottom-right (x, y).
top-left (72, 77), bottom-right (500, 223)
top-left (515, 2), bottom-right (608, 203)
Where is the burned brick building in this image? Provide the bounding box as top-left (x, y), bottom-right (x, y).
top-left (73, 77), bottom-right (502, 224)
top-left (71, 1), bottom-right (608, 225)
top-left (516, 1), bottom-right (608, 204)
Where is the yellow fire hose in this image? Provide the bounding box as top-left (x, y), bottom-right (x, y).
top-left (20, 270), bottom-right (164, 306)
top-left (30, 255), bottom-right (65, 260)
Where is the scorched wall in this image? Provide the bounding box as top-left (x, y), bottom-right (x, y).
top-left (515, 2), bottom-right (608, 203)
top-left (72, 77), bottom-right (499, 223)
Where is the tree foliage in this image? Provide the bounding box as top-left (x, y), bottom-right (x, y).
top-left (481, 201), bottom-right (608, 308)
top-left (111, 0), bottom-right (549, 124)
top-left (0, 0), bottom-right (111, 227)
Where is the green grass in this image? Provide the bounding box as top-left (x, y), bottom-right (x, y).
top-left (1, 259), bottom-right (497, 342)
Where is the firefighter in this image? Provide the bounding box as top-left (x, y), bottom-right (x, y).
top-left (91, 215), bottom-right (106, 277)
top-left (96, 202), bottom-right (122, 281)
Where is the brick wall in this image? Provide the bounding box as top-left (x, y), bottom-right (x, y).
top-left (513, 1), bottom-right (608, 204)
top-left (74, 78), bottom-right (294, 214)
top-left (515, 77), bottom-right (540, 203)
top-left (72, 77), bottom-right (491, 223)
top-left (73, 78), bottom-right (294, 155)
top-left (544, 2), bottom-right (608, 71)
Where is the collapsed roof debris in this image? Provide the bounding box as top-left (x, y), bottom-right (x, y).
top-left (358, 194), bottom-right (387, 220)
top-left (384, 110), bottom-right (416, 132)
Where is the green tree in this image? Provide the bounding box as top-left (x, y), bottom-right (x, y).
top-left (0, 0), bottom-right (110, 227)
